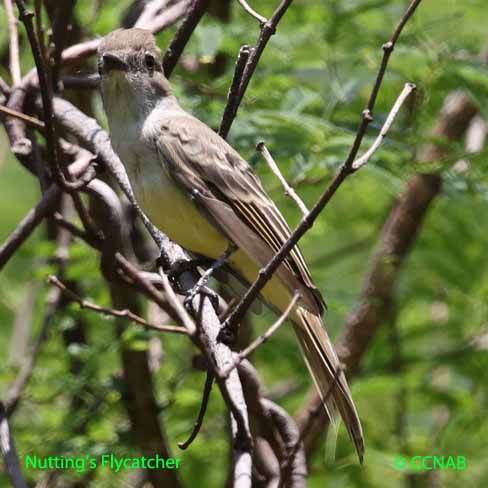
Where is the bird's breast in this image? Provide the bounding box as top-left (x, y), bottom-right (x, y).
top-left (112, 128), bottom-right (228, 259)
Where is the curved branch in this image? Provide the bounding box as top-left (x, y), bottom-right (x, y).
top-left (236, 0), bottom-right (267, 24)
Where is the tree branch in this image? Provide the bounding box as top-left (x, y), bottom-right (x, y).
top-left (14, 0), bottom-right (86, 190)
top-left (221, 0), bottom-right (422, 340)
top-left (3, 0), bottom-right (21, 84)
top-left (236, 0), bottom-right (267, 24)
top-left (257, 142), bottom-right (308, 216)
top-left (0, 155), bottom-right (94, 272)
top-left (220, 293), bottom-right (300, 379)
top-left (162, 0), bottom-right (211, 77)
top-left (177, 371), bottom-right (214, 449)
top-left (219, 0), bottom-right (294, 138)
top-left (47, 275), bottom-right (188, 335)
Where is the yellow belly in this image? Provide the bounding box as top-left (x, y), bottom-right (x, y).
top-left (136, 172), bottom-right (292, 314)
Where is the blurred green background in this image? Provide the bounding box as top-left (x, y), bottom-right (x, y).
top-left (1, 0), bottom-right (488, 486)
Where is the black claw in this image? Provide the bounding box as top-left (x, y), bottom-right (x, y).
top-left (167, 257), bottom-right (210, 283)
top-left (184, 285), bottom-right (219, 312)
top-left (217, 324), bottom-right (236, 346)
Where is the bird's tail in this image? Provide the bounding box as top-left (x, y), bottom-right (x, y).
top-left (293, 307), bottom-right (364, 462)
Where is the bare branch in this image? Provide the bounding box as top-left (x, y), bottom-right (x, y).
top-left (162, 0), bottom-right (211, 78)
top-left (47, 275), bottom-right (188, 335)
top-left (257, 142), bottom-right (308, 216)
top-left (238, 361), bottom-right (306, 488)
top-left (222, 0), bottom-right (423, 339)
top-left (280, 364), bottom-right (345, 487)
top-left (14, 0), bottom-right (86, 190)
top-left (0, 104), bottom-right (45, 130)
top-left (296, 91), bottom-right (478, 455)
top-left (135, 0), bottom-right (191, 32)
top-left (352, 82), bottom-right (416, 170)
top-left (219, 44), bottom-right (251, 137)
top-left (236, 0), bottom-right (267, 24)
top-left (158, 267), bottom-right (197, 335)
top-left (177, 371), bottom-right (214, 449)
top-left (0, 155), bottom-right (94, 272)
top-left (220, 293), bottom-right (300, 379)
top-left (3, 0), bottom-right (21, 84)
top-left (219, 0), bottom-right (294, 138)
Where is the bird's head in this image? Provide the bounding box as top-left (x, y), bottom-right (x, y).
top-left (98, 28), bottom-right (173, 117)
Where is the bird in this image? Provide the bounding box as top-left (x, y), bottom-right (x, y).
top-left (98, 28), bottom-right (364, 461)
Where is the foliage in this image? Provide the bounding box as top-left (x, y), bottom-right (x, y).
top-left (1, 0), bottom-right (488, 487)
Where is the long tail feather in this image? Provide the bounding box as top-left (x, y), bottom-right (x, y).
top-left (294, 307), bottom-right (364, 462)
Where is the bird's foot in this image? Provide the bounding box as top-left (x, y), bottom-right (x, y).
top-left (217, 320), bottom-right (238, 346)
top-left (166, 256), bottom-right (210, 282)
top-left (184, 282), bottom-right (220, 312)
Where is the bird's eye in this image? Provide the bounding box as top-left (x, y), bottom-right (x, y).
top-left (145, 53), bottom-right (156, 70)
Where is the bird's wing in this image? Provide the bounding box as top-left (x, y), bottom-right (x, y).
top-left (155, 113), bottom-right (325, 315)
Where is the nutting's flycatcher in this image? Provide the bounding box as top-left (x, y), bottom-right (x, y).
top-left (98, 28), bottom-right (364, 460)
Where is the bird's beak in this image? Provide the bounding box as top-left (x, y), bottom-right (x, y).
top-left (101, 52), bottom-right (128, 73)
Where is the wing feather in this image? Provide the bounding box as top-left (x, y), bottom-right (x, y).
top-left (155, 113), bottom-right (325, 315)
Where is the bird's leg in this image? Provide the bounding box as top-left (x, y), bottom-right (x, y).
top-left (165, 256), bottom-right (212, 281)
top-left (183, 243), bottom-right (237, 311)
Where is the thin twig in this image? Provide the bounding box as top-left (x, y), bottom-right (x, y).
top-left (4, 0), bottom-right (21, 84)
top-left (162, 0), bottom-right (211, 78)
top-left (185, 244), bottom-right (236, 305)
top-left (352, 83), bottom-right (416, 170)
top-left (220, 293), bottom-right (300, 379)
top-left (296, 91), bottom-right (478, 455)
top-left (114, 254), bottom-right (196, 335)
top-left (236, 0), bottom-right (267, 24)
top-left (219, 0), bottom-right (294, 138)
top-left (257, 142), bottom-right (308, 216)
top-left (178, 371), bottom-right (214, 449)
top-left (0, 104), bottom-right (45, 130)
top-left (14, 0), bottom-right (86, 190)
top-left (222, 0), bottom-right (423, 337)
top-left (135, 0), bottom-right (191, 32)
top-left (219, 45), bottom-right (251, 137)
top-left (0, 154), bottom-right (94, 272)
top-left (148, 2), bottom-right (193, 33)
top-left (52, 212), bottom-right (100, 248)
top-left (47, 275), bottom-right (188, 335)
top-left (0, 186), bottom-right (58, 271)
top-left (158, 267), bottom-right (197, 335)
